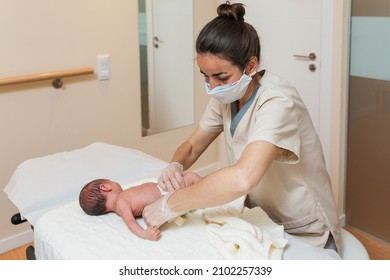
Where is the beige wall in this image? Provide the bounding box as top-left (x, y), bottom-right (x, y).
top-left (0, 0), bottom-right (219, 245)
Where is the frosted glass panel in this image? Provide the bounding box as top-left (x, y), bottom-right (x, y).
top-left (347, 9), bottom-right (390, 243)
top-left (350, 17), bottom-right (390, 81)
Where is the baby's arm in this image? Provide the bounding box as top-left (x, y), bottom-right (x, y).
top-left (117, 203), bottom-right (160, 241)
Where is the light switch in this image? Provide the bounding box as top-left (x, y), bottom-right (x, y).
top-left (97, 54), bottom-right (110, 80)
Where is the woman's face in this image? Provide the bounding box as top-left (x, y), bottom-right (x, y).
top-left (197, 54), bottom-right (243, 91)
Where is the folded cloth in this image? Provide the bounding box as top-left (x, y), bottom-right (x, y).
top-left (197, 196), bottom-right (287, 260)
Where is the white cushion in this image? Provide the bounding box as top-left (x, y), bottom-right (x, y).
top-left (340, 229), bottom-right (370, 260)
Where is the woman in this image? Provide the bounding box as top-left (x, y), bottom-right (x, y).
top-left (143, 2), bottom-right (341, 255)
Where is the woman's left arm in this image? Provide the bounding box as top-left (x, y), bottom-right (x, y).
top-left (143, 140), bottom-right (279, 227)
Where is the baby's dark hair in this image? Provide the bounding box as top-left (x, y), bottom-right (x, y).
top-left (79, 179), bottom-right (108, 215)
top-left (196, 1), bottom-right (260, 70)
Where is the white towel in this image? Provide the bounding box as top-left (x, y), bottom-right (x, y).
top-left (194, 196), bottom-right (287, 260)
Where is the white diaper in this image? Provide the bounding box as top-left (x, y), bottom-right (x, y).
top-left (157, 185), bottom-right (169, 196)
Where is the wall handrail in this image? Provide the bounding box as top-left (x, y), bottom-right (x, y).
top-left (0, 67), bottom-right (94, 88)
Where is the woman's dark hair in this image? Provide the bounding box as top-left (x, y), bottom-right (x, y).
top-left (195, 1), bottom-right (260, 70)
top-left (79, 179), bottom-right (108, 215)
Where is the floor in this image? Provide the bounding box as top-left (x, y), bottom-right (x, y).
top-left (1, 226), bottom-right (389, 260)
top-left (344, 225), bottom-right (390, 260)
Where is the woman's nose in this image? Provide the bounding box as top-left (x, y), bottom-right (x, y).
top-left (208, 80), bottom-right (221, 91)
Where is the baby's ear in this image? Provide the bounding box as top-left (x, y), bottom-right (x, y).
top-left (99, 184), bottom-right (111, 192)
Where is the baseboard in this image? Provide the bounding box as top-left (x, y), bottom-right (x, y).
top-left (0, 229), bottom-right (34, 254)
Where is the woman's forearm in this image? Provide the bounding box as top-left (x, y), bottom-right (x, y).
top-left (171, 141), bottom-right (198, 170)
top-left (172, 126), bottom-right (220, 170)
top-left (167, 166), bottom-right (247, 212)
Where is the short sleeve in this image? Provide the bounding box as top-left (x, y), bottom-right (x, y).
top-left (199, 98), bottom-right (224, 134)
top-left (249, 94), bottom-right (301, 163)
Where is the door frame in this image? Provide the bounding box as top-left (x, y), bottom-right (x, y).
top-left (145, 0), bottom-right (157, 133)
top-left (327, 0), bottom-right (352, 226)
top-left (316, 0), bottom-right (352, 226)
top-left (319, 0), bottom-right (334, 173)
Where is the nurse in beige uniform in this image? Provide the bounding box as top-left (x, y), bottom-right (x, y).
top-left (143, 2), bottom-right (342, 258)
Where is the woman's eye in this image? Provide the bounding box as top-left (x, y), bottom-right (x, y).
top-left (218, 77), bottom-right (229, 82)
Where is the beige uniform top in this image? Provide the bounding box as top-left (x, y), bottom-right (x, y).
top-left (199, 71), bottom-right (342, 252)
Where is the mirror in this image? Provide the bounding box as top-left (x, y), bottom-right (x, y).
top-left (138, 0), bottom-right (194, 136)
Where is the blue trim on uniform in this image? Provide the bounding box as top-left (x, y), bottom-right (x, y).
top-left (230, 84), bottom-right (261, 137)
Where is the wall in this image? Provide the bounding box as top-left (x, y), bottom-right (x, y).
top-left (0, 0), bottom-right (219, 252)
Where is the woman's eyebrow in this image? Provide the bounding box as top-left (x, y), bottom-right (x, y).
top-left (200, 70), bottom-right (227, 77)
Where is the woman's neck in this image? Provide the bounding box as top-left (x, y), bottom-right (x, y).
top-left (236, 72), bottom-right (261, 110)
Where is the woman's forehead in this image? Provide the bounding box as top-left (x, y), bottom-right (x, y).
top-left (196, 54), bottom-right (238, 73)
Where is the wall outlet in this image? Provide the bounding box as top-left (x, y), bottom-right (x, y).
top-left (97, 54), bottom-right (110, 80)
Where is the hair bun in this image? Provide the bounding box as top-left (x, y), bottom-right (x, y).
top-left (217, 1), bottom-right (246, 21)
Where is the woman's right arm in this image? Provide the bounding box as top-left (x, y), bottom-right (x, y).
top-left (172, 125), bottom-right (220, 170)
top-left (158, 126), bottom-right (220, 191)
top-left (143, 140), bottom-right (279, 228)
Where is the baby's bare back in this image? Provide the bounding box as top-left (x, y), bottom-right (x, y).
top-left (120, 182), bottom-right (162, 217)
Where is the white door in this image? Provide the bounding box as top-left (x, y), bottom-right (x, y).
top-left (146, 0), bottom-right (194, 133)
top-left (228, 0), bottom-right (333, 169)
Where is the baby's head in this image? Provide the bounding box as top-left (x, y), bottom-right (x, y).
top-left (79, 179), bottom-right (110, 215)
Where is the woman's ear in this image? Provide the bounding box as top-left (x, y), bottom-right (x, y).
top-left (246, 56), bottom-right (259, 75)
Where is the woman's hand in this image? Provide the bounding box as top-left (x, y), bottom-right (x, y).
top-left (142, 192), bottom-right (186, 228)
top-left (142, 197), bottom-right (168, 228)
top-left (158, 162), bottom-right (185, 192)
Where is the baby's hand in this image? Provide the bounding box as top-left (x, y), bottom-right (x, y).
top-left (146, 226), bottom-right (161, 241)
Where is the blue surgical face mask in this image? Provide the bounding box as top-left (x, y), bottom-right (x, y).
top-left (205, 70), bottom-right (255, 104)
